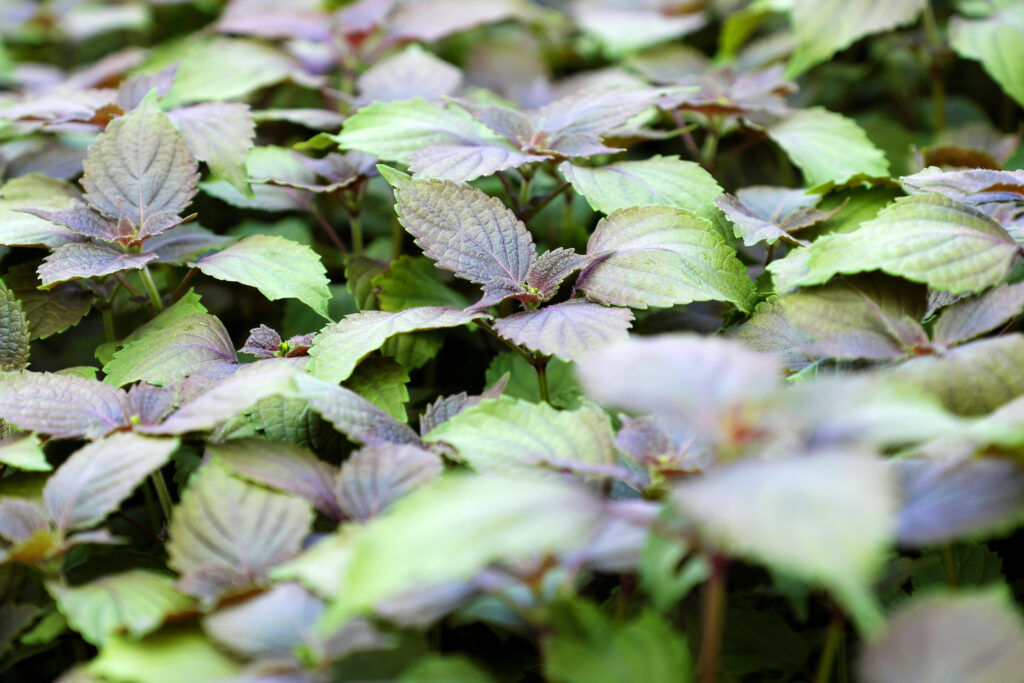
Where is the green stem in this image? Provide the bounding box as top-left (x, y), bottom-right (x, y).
top-left (521, 181), bottom-right (572, 223)
top-left (391, 215), bottom-right (404, 261)
top-left (941, 543), bottom-right (958, 589)
top-left (814, 612), bottom-right (845, 683)
top-left (496, 171), bottom-right (520, 213)
top-left (518, 173), bottom-right (534, 209)
top-left (700, 126), bottom-right (720, 171)
top-left (149, 471), bottom-right (173, 525)
top-left (101, 307), bottom-right (115, 344)
top-left (922, 3), bottom-right (946, 132)
top-left (535, 356), bottom-right (550, 405)
top-left (349, 213), bottom-right (364, 255)
top-left (139, 265), bottom-right (164, 313)
top-left (474, 320), bottom-right (535, 364)
top-left (699, 555), bottom-right (727, 683)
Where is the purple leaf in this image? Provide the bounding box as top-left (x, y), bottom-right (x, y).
top-left (203, 583), bottom-right (324, 658)
top-left (386, 0), bottom-right (539, 42)
top-left (115, 65), bottom-right (178, 110)
top-left (0, 499), bottom-right (50, 544)
top-left (494, 300), bottom-right (633, 361)
top-left (419, 374), bottom-right (509, 435)
top-left (384, 169), bottom-right (535, 292)
top-left (18, 204), bottom-right (130, 242)
top-left (216, 6), bottom-right (331, 42)
top-left (933, 282), bottom-right (1024, 348)
top-left (901, 167), bottom-right (1024, 204)
top-left (3, 263), bottom-right (95, 340)
top-left (715, 187), bottom-right (843, 247)
top-left (296, 374), bottom-right (422, 447)
top-left (211, 438), bottom-right (344, 521)
top-left (169, 103), bottom-right (255, 195)
top-left (42, 433), bottom-right (179, 532)
top-left (240, 324), bottom-right (283, 359)
top-left (81, 96), bottom-right (198, 231)
top-left (526, 248), bottom-right (585, 300)
top-left (894, 457), bottom-right (1024, 547)
top-left (37, 242), bottom-right (157, 287)
top-left (357, 45), bottom-right (462, 103)
top-left (0, 371), bottom-right (128, 439)
top-left (167, 463), bottom-right (313, 604)
top-left (125, 383), bottom-right (178, 427)
top-left (409, 144), bottom-right (547, 183)
top-left (335, 444), bottom-right (444, 521)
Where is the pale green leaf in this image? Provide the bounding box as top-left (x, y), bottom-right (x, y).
top-left (43, 433), bottom-right (179, 532)
top-left (672, 453), bottom-right (897, 633)
top-left (950, 7), bottom-right (1024, 108)
top-left (859, 590), bottom-right (1024, 683)
top-left (773, 194), bottom-right (1019, 294)
top-left (96, 290), bottom-right (206, 365)
top-left (558, 156), bottom-right (730, 238)
top-left (169, 103), bottom-right (255, 196)
top-left (195, 235), bottom-right (331, 318)
top-left (578, 206), bottom-right (756, 311)
top-left (49, 570), bottom-right (195, 646)
top-left (308, 306), bottom-right (486, 385)
top-left (572, 2), bottom-right (706, 57)
top-left (0, 174), bottom-right (82, 248)
top-left (934, 282), bottom-right (1024, 348)
top-left (372, 256), bottom-right (468, 313)
top-left (343, 357), bottom-right (410, 421)
top-left (102, 313), bottom-right (236, 387)
top-left (89, 626), bottom-right (242, 683)
top-left (787, 0), bottom-right (927, 77)
top-left (423, 396), bottom-right (616, 476)
top-left (167, 462), bottom-right (313, 603)
top-left (200, 145), bottom-right (315, 212)
top-left (0, 433), bottom-right (50, 471)
top-left (763, 108), bottom-right (890, 188)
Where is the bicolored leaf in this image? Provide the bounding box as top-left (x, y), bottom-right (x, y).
top-left (888, 334), bottom-right (1024, 415)
top-left (81, 96), bottom-right (198, 234)
top-left (0, 174), bottom-right (82, 248)
top-left (210, 438), bottom-right (343, 521)
top-left (859, 591), bottom-right (1024, 683)
top-left (343, 356), bottom-right (411, 421)
top-left (0, 282), bottom-right (29, 372)
top-left (169, 103), bottom-right (255, 196)
top-left (761, 108), bottom-right (890, 189)
top-left (673, 453), bottom-right (897, 633)
top-left (356, 45), bottom-right (462, 103)
top-left (493, 300), bottom-right (633, 361)
top-left (773, 194), bottom-right (1019, 294)
top-left (201, 145), bottom-right (314, 212)
top-left (933, 282), bottom-right (1024, 348)
top-left (97, 290), bottom-right (207, 366)
top-left (38, 243), bottom-right (157, 287)
top-left (296, 374), bottom-right (421, 447)
top-left (48, 571), bottom-right (195, 646)
top-left (102, 313), bottom-right (236, 388)
top-left (950, 6), bottom-right (1024, 108)
top-left (0, 372), bottom-right (128, 439)
top-left (335, 444), bottom-right (444, 521)
top-left (527, 248), bottom-right (585, 300)
top-left (309, 306), bottom-right (486, 385)
top-left (17, 204), bottom-right (128, 243)
top-left (559, 156), bottom-right (729, 238)
top-left (894, 457), bottom-right (1024, 547)
top-left (385, 170), bottom-right (536, 290)
top-left (577, 206), bottom-right (756, 312)
top-left (43, 433), bottom-right (179, 532)
top-left (715, 187), bottom-right (843, 247)
top-left (194, 235), bottom-right (331, 318)
top-left (788, 0), bottom-right (927, 77)
top-left (902, 167), bottom-right (1024, 204)
top-left (0, 434), bottom-right (50, 471)
top-left (167, 463), bottom-right (313, 603)
top-left (423, 397), bottom-right (616, 476)
top-left (202, 582), bottom-right (323, 658)
top-left (409, 144), bottom-right (547, 183)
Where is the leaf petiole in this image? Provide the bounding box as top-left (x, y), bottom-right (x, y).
top-left (139, 265), bottom-right (164, 313)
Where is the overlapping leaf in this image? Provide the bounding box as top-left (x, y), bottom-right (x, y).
top-left (0, 282), bottom-right (29, 372)
top-left (0, 372), bottom-right (128, 439)
top-left (335, 444), bottom-right (445, 521)
top-left (38, 243), bottom-right (157, 287)
top-left (296, 374), bottom-right (422, 447)
top-left (168, 103), bottom-right (255, 195)
top-left (950, 6), bottom-right (1024, 108)
top-left (493, 300), bottom-right (633, 361)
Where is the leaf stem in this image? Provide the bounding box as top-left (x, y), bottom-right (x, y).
top-left (349, 213), bottom-right (364, 255)
top-left (518, 173), bottom-right (534, 209)
top-left (139, 265), bottom-right (164, 313)
top-left (814, 610), bottom-right (845, 683)
top-left (114, 272), bottom-right (141, 298)
top-left (941, 543), bottom-right (958, 588)
top-left (922, 3), bottom-right (946, 131)
top-left (521, 181), bottom-right (573, 223)
top-left (310, 202), bottom-right (349, 255)
top-left (700, 127), bottom-right (720, 172)
top-left (101, 307), bottom-right (115, 344)
top-left (535, 356), bottom-right (551, 405)
top-left (496, 171), bottom-right (520, 213)
top-left (698, 554), bottom-right (728, 683)
top-left (172, 267), bottom-right (197, 303)
top-left (474, 320), bottom-right (533, 363)
top-left (149, 471), bottom-right (173, 525)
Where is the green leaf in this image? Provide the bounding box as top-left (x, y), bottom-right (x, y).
top-left (167, 462), bottom-right (313, 603)
top-left (910, 542), bottom-right (1005, 592)
top-left (0, 281), bottom-right (29, 372)
top-left (89, 625), bottom-right (242, 683)
top-left (38, 243), bottom-right (157, 287)
top-left (48, 570), bottom-right (195, 646)
top-left (372, 256), bottom-right (469, 312)
top-left (102, 313), bottom-right (236, 387)
top-left (0, 174), bottom-right (83, 248)
top-left (0, 434), bottom-right (50, 472)
top-left (544, 597), bottom-right (693, 683)
top-left (423, 397), bottom-right (616, 476)
top-left (787, 0), bottom-right (927, 77)
top-left (773, 194), bottom-right (1019, 294)
top-left (720, 607), bottom-right (812, 678)
top-left (43, 433), bottom-right (179, 532)
top-left (195, 235), bottom-right (331, 318)
top-left (950, 7), bottom-right (1024, 108)
top-left (385, 170), bottom-right (536, 290)
top-left (169, 103), bottom-right (255, 196)
top-left (400, 656), bottom-right (497, 683)
top-left (762, 108), bottom-right (890, 188)
top-left (409, 144), bottom-right (547, 183)
top-left (493, 301), bottom-right (633, 361)
top-left (308, 307), bottom-right (487, 385)
top-left (335, 98), bottom-right (496, 165)
top-left (578, 206), bottom-right (756, 311)
top-left (3, 263), bottom-right (94, 340)
top-left (321, 473), bottom-right (605, 626)
top-left (558, 156), bottom-right (730, 239)
top-left (296, 374), bottom-right (422, 447)
top-left (200, 145), bottom-right (315, 212)
top-left (888, 334), bottom-right (1024, 415)
top-left (343, 357), bottom-right (411, 421)
top-left (81, 95), bottom-right (198, 236)
top-left (96, 289), bottom-right (206, 365)
top-left (0, 371), bottom-right (128, 439)
top-left (859, 590), bottom-right (1024, 683)
top-left (672, 453), bottom-right (897, 633)
top-left (485, 352), bottom-right (581, 408)
top-left (161, 37), bottom-right (318, 107)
